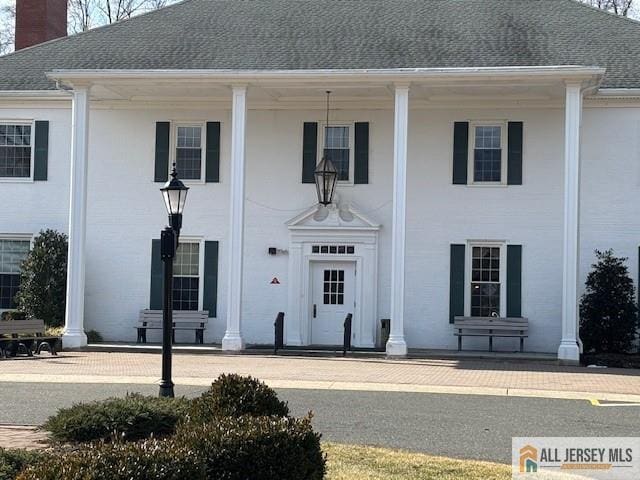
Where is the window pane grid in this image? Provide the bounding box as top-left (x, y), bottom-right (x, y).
top-left (172, 242), bottom-right (200, 311)
top-left (175, 126), bottom-right (202, 180)
top-left (0, 124), bottom-right (31, 178)
top-left (470, 246), bottom-right (500, 317)
top-left (0, 239), bottom-right (30, 309)
top-left (323, 269), bottom-right (345, 305)
top-left (324, 126), bottom-right (349, 181)
top-left (473, 125), bottom-right (501, 183)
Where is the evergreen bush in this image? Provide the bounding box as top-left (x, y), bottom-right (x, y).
top-left (580, 249), bottom-right (639, 353)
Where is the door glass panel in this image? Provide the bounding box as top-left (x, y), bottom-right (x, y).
top-left (323, 269), bottom-right (345, 305)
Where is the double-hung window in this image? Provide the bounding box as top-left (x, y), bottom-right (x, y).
top-left (0, 123), bottom-right (33, 179)
top-left (322, 125), bottom-right (351, 182)
top-left (468, 244), bottom-right (505, 317)
top-left (174, 124), bottom-right (204, 181)
top-left (470, 123), bottom-right (506, 184)
top-left (0, 239), bottom-right (30, 310)
top-left (172, 241), bottom-right (202, 311)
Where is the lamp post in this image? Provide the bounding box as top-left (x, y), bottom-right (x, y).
top-left (158, 165), bottom-right (189, 398)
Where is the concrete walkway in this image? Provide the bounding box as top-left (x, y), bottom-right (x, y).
top-left (0, 351), bottom-right (639, 402)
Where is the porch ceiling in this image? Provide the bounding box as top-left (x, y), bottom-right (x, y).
top-left (50, 66), bottom-right (603, 107)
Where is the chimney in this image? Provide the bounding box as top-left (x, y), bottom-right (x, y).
top-left (15, 0), bottom-right (67, 50)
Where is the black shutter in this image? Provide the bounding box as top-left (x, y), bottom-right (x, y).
top-left (203, 241), bottom-right (219, 318)
top-left (452, 122), bottom-right (469, 185)
top-left (354, 122), bottom-right (369, 184)
top-left (507, 245), bottom-right (522, 317)
top-left (149, 239), bottom-right (163, 310)
top-left (450, 244), bottom-right (466, 323)
top-left (154, 122), bottom-right (170, 183)
top-left (205, 122), bottom-right (220, 183)
top-left (507, 122), bottom-right (523, 185)
top-left (33, 121), bottom-right (49, 181)
top-left (302, 122), bottom-right (318, 183)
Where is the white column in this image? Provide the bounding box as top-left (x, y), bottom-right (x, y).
top-left (558, 82), bottom-right (583, 364)
top-left (62, 87), bottom-right (90, 349)
top-left (386, 84), bottom-right (409, 356)
top-left (222, 85), bottom-right (247, 351)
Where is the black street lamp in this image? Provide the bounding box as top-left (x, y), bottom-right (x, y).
top-left (315, 91), bottom-right (338, 206)
top-left (158, 164), bottom-right (189, 398)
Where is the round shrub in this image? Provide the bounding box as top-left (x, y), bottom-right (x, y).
top-left (175, 414), bottom-right (325, 480)
top-left (189, 374), bottom-right (289, 422)
top-left (0, 448), bottom-right (47, 480)
top-left (44, 393), bottom-right (190, 443)
top-left (17, 439), bottom-right (203, 480)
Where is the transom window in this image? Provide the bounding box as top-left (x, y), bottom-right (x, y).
top-left (0, 239), bottom-right (30, 309)
top-left (323, 126), bottom-right (350, 181)
top-left (472, 124), bottom-right (503, 183)
top-left (173, 242), bottom-right (200, 311)
top-left (175, 125), bottom-right (203, 181)
top-left (470, 246), bottom-right (501, 317)
top-left (0, 124), bottom-right (32, 178)
top-left (323, 269), bottom-right (345, 305)
top-left (312, 245), bottom-right (355, 255)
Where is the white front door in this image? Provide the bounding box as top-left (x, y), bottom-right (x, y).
top-left (310, 261), bottom-right (356, 346)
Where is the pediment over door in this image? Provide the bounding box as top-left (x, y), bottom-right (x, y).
top-left (286, 203), bottom-right (380, 231)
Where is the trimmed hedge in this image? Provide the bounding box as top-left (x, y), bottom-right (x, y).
top-left (44, 394), bottom-right (190, 443)
top-left (19, 415), bottom-right (325, 480)
top-left (0, 448), bottom-right (46, 480)
top-left (189, 373), bottom-right (289, 422)
top-left (175, 415), bottom-right (325, 480)
top-left (17, 439), bottom-right (202, 480)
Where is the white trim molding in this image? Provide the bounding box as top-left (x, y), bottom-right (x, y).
top-left (286, 203), bottom-right (380, 349)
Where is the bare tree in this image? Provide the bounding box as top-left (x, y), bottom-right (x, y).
top-left (0, 3), bottom-right (14, 55)
top-left (581, 0), bottom-right (635, 17)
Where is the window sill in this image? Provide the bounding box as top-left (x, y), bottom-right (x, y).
top-left (464, 182), bottom-right (509, 188)
top-left (0, 177), bottom-right (34, 184)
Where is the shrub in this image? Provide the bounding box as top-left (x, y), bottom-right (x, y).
top-left (189, 374), bottom-right (289, 422)
top-left (17, 439), bottom-right (203, 480)
top-left (44, 394), bottom-right (190, 443)
top-left (21, 415), bottom-right (324, 480)
top-left (580, 249), bottom-right (640, 353)
top-left (86, 330), bottom-right (103, 343)
top-left (175, 414), bottom-right (325, 480)
top-left (15, 230), bottom-right (68, 328)
top-left (0, 311), bottom-right (27, 321)
top-left (0, 448), bottom-right (47, 480)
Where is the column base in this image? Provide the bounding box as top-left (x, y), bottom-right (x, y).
top-left (557, 340), bottom-right (580, 365)
top-left (62, 330), bottom-right (88, 349)
top-left (385, 336), bottom-right (408, 357)
top-left (222, 333), bottom-right (245, 351)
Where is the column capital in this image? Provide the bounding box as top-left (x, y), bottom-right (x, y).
top-left (231, 84), bottom-right (249, 93)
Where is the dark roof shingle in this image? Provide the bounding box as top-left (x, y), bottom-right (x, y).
top-left (1, 0), bottom-right (639, 90)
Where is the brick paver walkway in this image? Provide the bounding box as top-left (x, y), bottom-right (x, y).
top-left (0, 351), bottom-right (639, 400)
top-left (0, 425), bottom-right (48, 450)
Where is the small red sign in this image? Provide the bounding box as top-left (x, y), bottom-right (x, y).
top-left (270, 277), bottom-right (281, 285)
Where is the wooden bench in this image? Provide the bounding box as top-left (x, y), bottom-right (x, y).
top-left (0, 319), bottom-right (60, 358)
top-left (453, 316), bottom-right (529, 352)
top-left (137, 310), bottom-right (209, 344)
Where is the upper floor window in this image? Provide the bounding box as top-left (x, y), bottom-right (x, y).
top-left (0, 238), bottom-right (30, 309)
top-left (0, 124), bottom-right (32, 179)
top-left (174, 124), bottom-right (203, 181)
top-left (470, 123), bottom-right (506, 184)
top-left (323, 125), bottom-right (351, 181)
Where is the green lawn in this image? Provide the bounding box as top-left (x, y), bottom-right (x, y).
top-left (324, 442), bottom-right (511, 480)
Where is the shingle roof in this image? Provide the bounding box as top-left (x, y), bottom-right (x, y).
top-left (1, 0), bottom-right (639, 91)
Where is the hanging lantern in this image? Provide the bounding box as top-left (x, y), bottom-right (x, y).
top-left (315, 91), bottom-right (338, 206)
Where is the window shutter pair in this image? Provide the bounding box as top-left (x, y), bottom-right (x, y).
top-left (449, 244), bottom-right (522, 323)
top-left (452, 122), bottom-right (523, 185)
top-left (302, 122), bottom-right (369, 184)
top-left (154, 122), bottom-right (220, 183)
top-left (150, 240), bottom-right (219, 317)
top-left (33, 121), bottom-right (49, 181)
